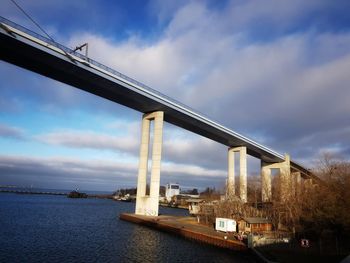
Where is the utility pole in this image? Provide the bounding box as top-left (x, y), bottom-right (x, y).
top-left (73, 43), bottom-right (89, 57)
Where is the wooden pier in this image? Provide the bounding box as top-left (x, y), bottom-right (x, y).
top-left (120, 213), bottom-right (247, 251)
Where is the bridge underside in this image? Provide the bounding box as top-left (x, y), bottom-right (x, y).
top-left (0, 22), bottom-right (313, 180)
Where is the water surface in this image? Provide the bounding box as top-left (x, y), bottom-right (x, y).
top-left (0, 193), bottom-right (256, 262)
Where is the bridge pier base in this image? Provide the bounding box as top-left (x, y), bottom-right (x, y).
top-left (227, 146), bottom-right (247, 202)
top-left (135, 111), bottom-right (164, 216)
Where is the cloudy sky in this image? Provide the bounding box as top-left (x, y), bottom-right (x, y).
top-left (0, 0), bottom-right (349, 192)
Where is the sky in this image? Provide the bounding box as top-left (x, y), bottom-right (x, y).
top-left (0, 0), bottom-right (350, 192)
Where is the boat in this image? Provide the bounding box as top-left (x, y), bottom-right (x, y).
top-left (67, 190), bottom-right (88, 198)
top-left (120, 193), bottom-right (132, 202)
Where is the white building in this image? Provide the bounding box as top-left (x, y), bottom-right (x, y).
top-left (165, 183), bottom-right (180, 202)
top-left (215, 218), bottom-right (237, 232)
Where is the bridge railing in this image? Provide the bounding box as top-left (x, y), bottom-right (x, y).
top-left (0, 16), bottom-right (214, 121)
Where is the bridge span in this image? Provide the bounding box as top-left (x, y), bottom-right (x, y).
top-left (0, 16), bottom-right (318, 216)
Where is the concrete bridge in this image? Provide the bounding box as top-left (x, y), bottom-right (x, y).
top-left (0, 16), bottom-right (318, 216)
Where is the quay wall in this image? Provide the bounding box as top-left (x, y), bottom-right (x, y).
top-left (120, 213), bottom-right (246, 251)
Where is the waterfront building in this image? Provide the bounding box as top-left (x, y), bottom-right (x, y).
top-left (215, 218), bottom-right (237, 232)
top-left (165, 183), bottom-right (180, 202)
top-left (238, 217), bottom-right (272, 233)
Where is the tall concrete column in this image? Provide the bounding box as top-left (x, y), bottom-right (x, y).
top-left (226, 146), bottom-right (247, 202)
top-left (304, 178), bottom-right (313, 191)
top-left (291, 171), bottom-right (301, 198)
top-left (261, 162), bottom-right (272, 202)
top-left (136, 116), bottom-right (150, 203)
top-left (279, 154), bottom-right (291, 202)
top-left (239, 147), bottom-right (247, 203)
top-left (227, 148), bottom-right (235, 199)
top-left (135, 111), bottom-right (164, 216)
top-left (149, 112), bottom-right (164, 212)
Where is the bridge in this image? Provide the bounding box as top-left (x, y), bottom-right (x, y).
top-left (0, 16), bottom-right (318, 216)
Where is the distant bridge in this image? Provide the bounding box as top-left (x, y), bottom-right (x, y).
top-left (0, 16), bottom-right (318, 216)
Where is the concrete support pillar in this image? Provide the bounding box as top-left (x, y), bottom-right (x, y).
top-left (149, 112), bottom-right (163, 207)
top-left (136, 115), bottom-right (150, 201)
top-left (260, 154), bottom-right (292, 203)
top-left (304, 178), bottom-right (313, 191)
top-left (239, 147), bottom-right (247, 203)
top-left (226, 146), bottom-right (247, 202)
top-left (227, 148), bottom-right (235, 199)
top-left (292, 171), bottom-right (301, 198)
top-left (261, 162), bottom-right (272, 202)
top-left (295, 172), bottom-right (301, 186)
top-left (135, 111), bottom-right (164, 216)
top-left (279, 155), bottom-right (291, 202)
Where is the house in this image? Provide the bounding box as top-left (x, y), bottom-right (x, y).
top-left (215, 218), bottom-right (236, 232)
top-left (238, 217), bottom-right (272, 233)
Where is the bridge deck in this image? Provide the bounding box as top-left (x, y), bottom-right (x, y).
top-left (0, 16), bottom-right (312, 178)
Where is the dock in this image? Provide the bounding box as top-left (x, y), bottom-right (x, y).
top-left (120, 213), bottom-right (247, 251)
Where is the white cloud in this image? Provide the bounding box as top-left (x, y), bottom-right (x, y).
top-left (0, 123), bottom-right (25, 140)
top-left (36, 130), bottom-right (139, 153)
top-left (163, 161), bottom-right (225, 177)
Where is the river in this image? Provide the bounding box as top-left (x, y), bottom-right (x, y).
top-left (0, 193), bottom-right (257, 262)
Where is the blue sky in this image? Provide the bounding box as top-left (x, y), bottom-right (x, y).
top-left (1, 0), bottom-right (350, 192)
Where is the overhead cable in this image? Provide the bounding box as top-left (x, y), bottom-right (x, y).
top-left (10, 0), bottom-right (55, 42)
